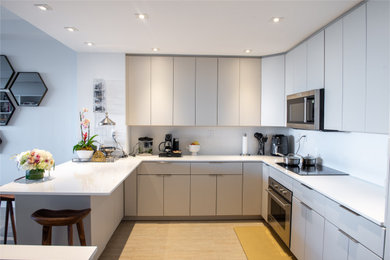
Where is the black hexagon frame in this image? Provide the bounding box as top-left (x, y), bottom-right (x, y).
top-left (0, 91), bottom-right (15, 126)
top-left (9, 72), bottom-right (48, 106)
top-left (0, 55), bottom-right (15, 89)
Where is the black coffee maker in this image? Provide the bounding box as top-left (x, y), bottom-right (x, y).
top-left (271, 135), bottom-right (288, 156)
top-left (159, 134), bottom-right (182, 157)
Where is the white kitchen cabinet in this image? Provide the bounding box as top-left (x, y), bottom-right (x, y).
top-left (217, 174), bottom-right (242, 215)
top-left (164, 175), bottom-right (190, 216)
top-left (218, 58), bottom-right (240, 126)
top-left (239, 58), bottom-right (261, 126)
top-left (307, 30), bottom-right (324, 90)
top-left (190, 175), bottom-right (216, 216)
top-left (137, 174), bottom-right (164, 216)
top-left (173, 57), bottom-right (195, 126)
top-left (324, 19), bottom-right (343, 131)
top-left (196, 57), bottom-right (218, 126)
top-left (151, 56), bottom-right (173, 125)
top-left (124, 170), bottom-right (137, 216)
top-left (348, 240), bottom-right (381, 260)
top-left (285, 51), bottom-right (294, 95)
top-left (366, 1), bottom-right (389, 134)
top-left (126, 56), bottom-right (151, 125)
top-left (292, 43), bottom-right (307, 93)
top-left (261, 164), bottom-right (269, 221)
top-left (242, 163), bottom-right (262, 215)
top-left (342, 4), bottom-right (366, 132)
top-left (261, 55), bottom-right (285, 127)
top-left (291, 197), bottom-right (306, 260)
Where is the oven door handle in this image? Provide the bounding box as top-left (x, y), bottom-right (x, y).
top-left (267, 189), bottom-right (291, 209)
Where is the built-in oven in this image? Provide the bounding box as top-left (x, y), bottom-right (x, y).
top-left (267, 177), bottom-right (292, 247)
top-left (287, 89), bottom-right (324, 130)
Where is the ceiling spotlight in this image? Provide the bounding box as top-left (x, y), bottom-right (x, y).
top-left (152, 48), bottom-right (159, 52)
top-left (34, 4), bottom-right (52, 11)
top-left (136, 13), bottom-right (148, 20)
top-left (244, 49), bottom-right (252, 54)
top-left (84, 42), bottom-right (94, 46)
top-left (272, 17), bottom-right (283, 23)
top-left (64, 27), bottom-right (78, 32)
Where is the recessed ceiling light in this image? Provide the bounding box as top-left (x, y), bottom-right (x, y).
top-left (135, 13), bottom-right (148, 20)
top-left (152, 48), bottom-right (159, 52)
top-left (84, 42), bottom-right (94, 46)
top-left (64, 27), bottom-right (78, 32)
top-left (244, 49), bottom-right (252, 54)
top-left (34, 4), bottom-right (52, 11)
top-left (272, 17), bottom-right (283, 23)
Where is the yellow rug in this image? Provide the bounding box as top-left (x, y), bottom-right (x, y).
top-left (234, 225), bottom-right (294, 260)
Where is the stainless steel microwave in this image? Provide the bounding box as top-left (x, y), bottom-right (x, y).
top-left (287, 89), bottom-right (324, 130)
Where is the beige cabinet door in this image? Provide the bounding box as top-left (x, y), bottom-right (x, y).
top-left (190, 175), bottom-right (217, 216)
top-left (164, 175), bottom-right (190, 216)
top-left (217, 174), bottom-right (242, 215)
top-left (137, 175), bottom-right (164, 216)
top-left (173, 57), bottom-right (195, 126)
top-left (126, 56), bottom-right (151, 125)
top-left (124, 170), bottom-right (137, 216)
top-left (243, 163), bottom-right (262, 215)
top-left (151, 56), bottom-right (173, 125)
top-left (218, 58), bottom-right (240, 126)
top-left (239, 58), bottom-right (261, 126)
top-left (261, 164), bottom-right (269, 221)
top-left (307, 30), bottom-right (324, 91)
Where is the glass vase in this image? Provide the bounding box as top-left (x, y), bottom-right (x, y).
top-left (26, 169), bottom-right (44, 180)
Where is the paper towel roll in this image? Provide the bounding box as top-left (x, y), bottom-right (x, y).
top-left (242, 133), bottom-right (248, 155)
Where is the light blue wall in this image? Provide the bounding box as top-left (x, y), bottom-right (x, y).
top-left (0, 7), bottom-right (78, 185)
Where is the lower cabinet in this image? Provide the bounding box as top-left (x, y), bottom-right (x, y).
top-left (243, 163), bottom-right (262, 215)
top-left (323, 220), bottom-right (381, 260)
top-left (217, 174), bottom-right (242, 215)
top-left (291, 196), bottom-right (325, 260)
top-left (261, 164), bottom-right (269, 221)
top-left (190, 175), bottom-right (217, 216)
top-left (164, 175), bottom-right (190, 216)
top-left (137, 174), bottom-right (164, 216)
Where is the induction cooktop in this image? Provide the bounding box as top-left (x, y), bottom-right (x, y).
top-left (276, 163), bottom-right (349, 176)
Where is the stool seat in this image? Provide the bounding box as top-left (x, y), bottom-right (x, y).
top-left (31, 209), bottom-right (91, 226)
top-left (0, 195), bottom-right (15, 201)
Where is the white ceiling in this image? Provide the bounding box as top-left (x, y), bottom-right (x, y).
top-left (0, 0), bottom-right (361, 56)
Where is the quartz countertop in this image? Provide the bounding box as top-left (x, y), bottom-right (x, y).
top-left (0, 155), bottom-right (385, 226)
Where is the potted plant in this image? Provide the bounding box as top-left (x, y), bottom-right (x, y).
top-left (73, 108), bottom-right (97, 159)
top-left (14, 149), bottom-right (55, 180)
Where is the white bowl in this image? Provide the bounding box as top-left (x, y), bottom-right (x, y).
top-left (76, 150), bottom-right (94, 160)
top-left (188, 145), bottom-right (200, 156)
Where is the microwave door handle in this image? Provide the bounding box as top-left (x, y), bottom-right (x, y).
top-left (303, 97), bottom-right (307, 123)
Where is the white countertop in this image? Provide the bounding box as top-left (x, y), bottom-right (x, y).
top-left (0, 155), bottom-right (386, 226)
top-left (0, 245), bottom-right (97, 260)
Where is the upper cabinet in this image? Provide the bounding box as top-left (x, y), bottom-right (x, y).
top-left (261, 55), bottom-right (285, 127)
top-left (218, 58), bottom-right (240, 126)
top-left (292, 42), bottom-right (307, 94)
top-left (307, 31), bottom-right (324, 90)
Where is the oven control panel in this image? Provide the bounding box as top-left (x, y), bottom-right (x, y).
top-left (269, 177), bottom-right (292, 203)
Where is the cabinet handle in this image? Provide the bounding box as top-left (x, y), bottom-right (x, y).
top-left (338, 229), bottom-right (359, 244)
top-left (209, 162), bottom-right (224, 164)
top-left (339, 205), bottom-right (360, 217)
top-left (301, 183), bottom-right (313, 190)
top-left (300, 201), bottom-right (313, 211)
top-left (164, 174), bottom-right (172, 176)
top-left (158, 161), bottom-right (170, 164)
top-left (208, 174), bottom-right (218, 176)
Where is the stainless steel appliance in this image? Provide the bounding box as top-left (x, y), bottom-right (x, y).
top-left (159, 134), bottom-right (182, 157)
top-left (287, 89), bottom-right (324, 130)
top-left (271, 135), bottom-right (288, 156)
top-left (267, 177), bottom-right (292, 247)
top-left (138, 137), bottom-right (153, 155)
top-left (276, 162), bottom-right (349, 176)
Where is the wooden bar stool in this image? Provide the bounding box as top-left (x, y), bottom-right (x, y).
top-left (31, 208), bottom-right (91, 246)
top-left (0, 194), bottom-right (17, 244)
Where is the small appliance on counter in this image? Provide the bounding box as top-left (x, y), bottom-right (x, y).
top-left (138, 137), bottom-right (153, 155)
top-left (159, 134), bottom-right (182, 157)
top-left (271, 134), bottom-right (288, 156)
top-left (254, 132), bottom-right (268, 155)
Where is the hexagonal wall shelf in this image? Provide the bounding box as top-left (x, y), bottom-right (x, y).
top-left (0, 91), bottom-right (15, 126)
top-left (0, 55), bottom-right (15, 89)
top-left (9, 72), bottom-right (48, 106)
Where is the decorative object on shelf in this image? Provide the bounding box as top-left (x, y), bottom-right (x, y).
top-left (14, 149), bottom-right (55, 180)
top-left (188, 141), bottom-right (200, 156)
top-left (93, 79), bottom-right (106, 113)
top-left (0, 55), bottom-right (15, 89)
top-left (91, 150), bottom-right (106, 162)
top-left (0, 92), bottom-right (15, 126)
top-left (73, 108), bottom-right (98, 160)
top-left (9, 72), bottom-right (48, 106)
top-left (98, 112), bottom-right (127, 158)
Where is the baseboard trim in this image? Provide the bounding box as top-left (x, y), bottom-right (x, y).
top-left (123, 215), bottom-right (264, 221)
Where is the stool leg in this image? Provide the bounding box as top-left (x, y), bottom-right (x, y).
top-left (67, 225), bottom-right (73, 246)
top-left (9, 201), bottom-right (17, 244)
top-left (42, 226), bottom-right (52, 245)
top-left (76, 220), bottom-right (86, 246)
top-left (4, 201), bottom-right (10, 244)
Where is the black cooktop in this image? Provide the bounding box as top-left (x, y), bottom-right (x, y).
top-left (276, 162), bottom-right (349, 176)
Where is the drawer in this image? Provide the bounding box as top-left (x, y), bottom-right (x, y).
top-left (325, 198), bottom-right (385, 257)
top-left (191, 162), bottom-right (242, 175)
top-left (293, 180), bottom-right (327, 216)
top-left (268, 166), bottom-right (293, 191)
top-left (138, 162), bottom-right (190, 175)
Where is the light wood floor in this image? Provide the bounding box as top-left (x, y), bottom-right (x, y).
top-left (100, 220), bottom-right (268, 260)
